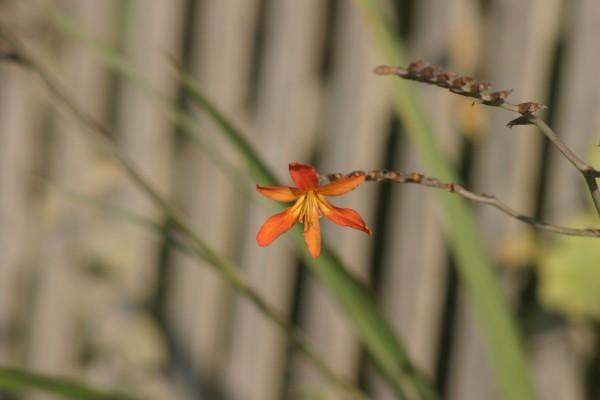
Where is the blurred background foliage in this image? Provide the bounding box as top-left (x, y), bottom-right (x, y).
top-left (0, 0), bottom-right (599, 399)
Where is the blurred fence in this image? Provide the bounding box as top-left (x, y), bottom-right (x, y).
top-left (0, 0), bottom-right (599, 399)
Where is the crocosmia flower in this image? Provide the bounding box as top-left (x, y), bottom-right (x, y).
top-left (256, 162), bottom-right (372, 258)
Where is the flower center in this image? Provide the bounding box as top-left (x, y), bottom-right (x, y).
top-left (298, 191), bottom-right (322, 230)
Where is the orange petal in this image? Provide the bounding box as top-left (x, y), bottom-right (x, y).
top-left (256, 184), bottom-right (302, 202)
top-left (256, 202), bottom-right (302, 246)
top-left (303, 208), bottom-right (322, 258)
top-left (317, 195), bottom-right (372, 235)
top-left (316, 174), bottom-right (366, 197)
top-left (289, 162), bottom-right (318, 191)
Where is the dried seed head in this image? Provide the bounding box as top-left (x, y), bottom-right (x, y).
top-left (410, 172), bottom-right (423, 183)
top-left (433, 72), bottom-right (456, 86)
top-left (517, 102), bottom-right (547, 114)
top-left (469, 82), bottom-right (492, 94)
top-left (492, 89), bottom-right (513, 100)
top-left (407, 60), bottom-right (430, 73)
top-left (420, 65), bottom-right (441, 78)
top-left (451, 76), bottom-right (475, 89)
top-left (385, 171), bottom-right (401, 181)
top-left (373, 65), bottom-right (399, 76)
top-left (373, 61), bottom-right (520, 106)
top-left (484, 89), bottom-right (514, 104)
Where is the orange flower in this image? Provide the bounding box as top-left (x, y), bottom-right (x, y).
top-left (256, 162), bottom-right (372, 258)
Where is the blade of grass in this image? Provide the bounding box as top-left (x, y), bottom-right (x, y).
top-left (0, 366), bottom-right (135, 400)
top-left (353, 1), bottom-right (535, 399)
top-left (173, 64), bottom-right (279, 184)
top-left (17, 3), bottom-right (438, 397)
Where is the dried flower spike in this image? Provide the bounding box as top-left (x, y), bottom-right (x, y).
top-left (374, 61), bottom-right (514, 105)
top-left (518, 102), bottom-right (548, 114)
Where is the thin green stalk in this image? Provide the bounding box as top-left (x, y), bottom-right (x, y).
top-left (174, 65), bottom-right (279, 185)
top-left (530, 117), bottom-right (600, 216)
top-left (353, 1), bottom-right (535, 399)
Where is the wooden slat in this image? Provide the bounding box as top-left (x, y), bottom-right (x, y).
top-left (289, 3), bottom-right (390, 398)
top-left (0, 2), bottom-right (41, 365)
top-left (370, 0), bottom-right (467, 397)
top-left (544, 0), bottom-right (600, 220)
top-left (448, 0), bottom-right (564, 399)
top-left (165, 0), bottom-right (260, 396)
top-left (533, 1), bottom-right (600, 399)
top-left (224, 0), bottom-right (328, 399)
top-left (316, 2), bottom-right (388, 273)
top-left (22, 0), bottom-right (115, 390)
top-left (112, 0), bottom-right (184, 297)
top-left (530, 329), bottom-right (585, 400)
top-left (80, 0), bottom-right (185, 398)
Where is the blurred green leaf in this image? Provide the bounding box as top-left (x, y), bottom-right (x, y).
top-left (538, 214), bottom-right (600, 320)
top-left (0, 367), bottom-right (134, 400)
top-left (353, 1), bottom-right (536, 399)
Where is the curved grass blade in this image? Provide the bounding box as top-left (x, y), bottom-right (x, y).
top-left (353, 1), bottom-right (536, 399)
top-left (0, 367), bottom-right (134, 400)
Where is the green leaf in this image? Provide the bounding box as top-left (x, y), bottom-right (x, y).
top-left (538, 214), bottom-right (600, 320)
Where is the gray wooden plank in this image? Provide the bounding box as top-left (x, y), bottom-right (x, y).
top-left (0, 38), bottom-right (39, 368)
top-left (22, 0), bottom-right (116, 391)
top-left (165, 0), bottom-right (260, 397)
top-left (544, 0), bottom-right (600, 220)
top-left (370, 0), bottom-right (464, 396)
top-left (0, 0), bottom-right (49, 368)
top-left (81, 0), bottom-right (185, 397)
top-left (448, 0), bottom-right (565, 399)
top-left (224, 0), bottom-right (328, 399)
top-left (289, 2), bottom-right (390, 398)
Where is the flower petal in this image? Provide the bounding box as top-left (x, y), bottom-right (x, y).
top-left (256, 202), bottom-right (302, 246)
top-left (303, 207), bottom-right (322, 258)
top-left (256, 184), bottom-right (302, 202)
top-left (317, 195), bottom-right (372, 235)
top-left (316, 174), bottom-right (366, 197)
top-left (289, 162), bottom-right (318, 191)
